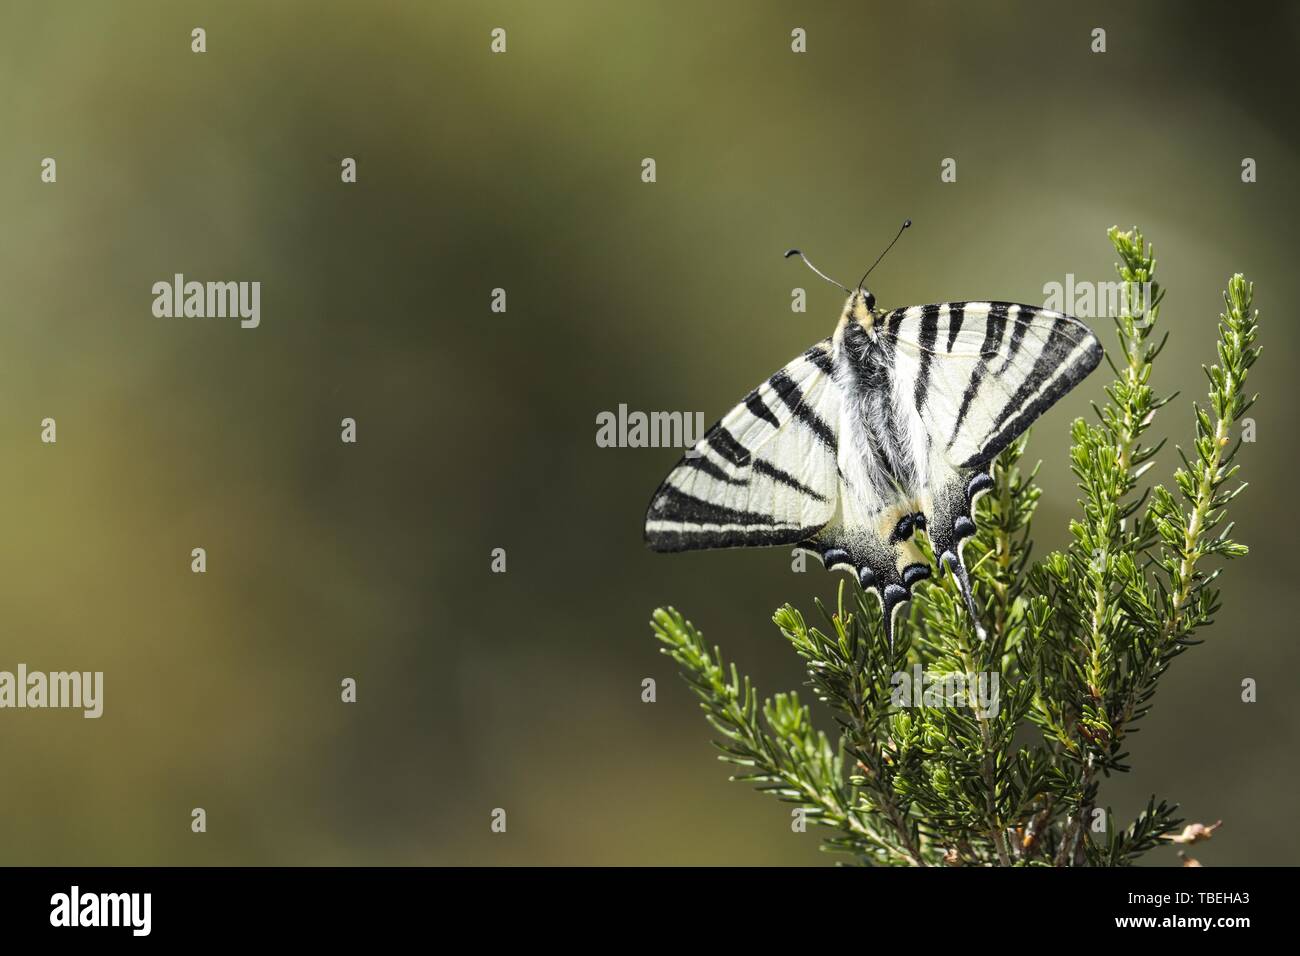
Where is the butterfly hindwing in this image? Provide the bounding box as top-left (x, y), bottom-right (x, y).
top-left (644, 341), bottom-right (841, 553)
top-left (801, 488), bottom-right (933, 644)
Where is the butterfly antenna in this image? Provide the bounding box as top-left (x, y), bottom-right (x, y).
top-left (857, 218), bottom-right (912, 292)
top-left (784, 249), bottom-right (850, 293)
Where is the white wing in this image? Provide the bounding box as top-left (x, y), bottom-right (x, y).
top-left (644, 341), bottom-right (842, 552)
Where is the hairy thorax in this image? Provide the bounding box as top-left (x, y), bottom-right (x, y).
top-left (833, 308), bottom-right (918, 504)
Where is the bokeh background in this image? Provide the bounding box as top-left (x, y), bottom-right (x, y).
top-left (2, 0), bottom-right (1297, 865)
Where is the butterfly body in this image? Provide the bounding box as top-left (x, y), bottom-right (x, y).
top-left (645, 289), bottom-right (1102, 645)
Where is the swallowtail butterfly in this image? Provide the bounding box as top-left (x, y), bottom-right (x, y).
top-left (644, 229), bottom-right (1103, 646)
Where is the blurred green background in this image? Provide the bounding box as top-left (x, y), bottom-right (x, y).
top-left (1, 0), bottom-right (1296, 865)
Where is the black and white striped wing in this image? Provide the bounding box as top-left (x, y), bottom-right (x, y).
top-left (879, 301), bottom-right (1103, 628)
top-left (880, 302), bottom-right (1103, 471)
top-left (644, 341), bottom-right (841, 553)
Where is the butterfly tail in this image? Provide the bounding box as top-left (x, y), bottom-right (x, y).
top-left (928, 469), bottom-right (994, 641)
top-left (943, 551), bottom-right (987, 641)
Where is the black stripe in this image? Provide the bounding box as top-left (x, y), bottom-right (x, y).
top-left (753, 459), bottom-right (828, 502)
top-left (995, 304), bottom-right (1032, 375)
top-left (913, 304), bottom-right (941, 412)
top-left (645, 524), bottom-right (825, 552)
top-left (743, 389), bottom-right (781, 429)
top-left (682, 454), bottom-right (745, 485)
top-left (767, 368), bottom-right (800, 402)
top-left (946, 302), bottom-right (966, 352)
top-left (704, 426), bottom-right (750, 466)
top-left (884, 308), bottom-right (908, 364)
top-left (877, 313), bottom-right (898, 368)
top-left (647, 485), bottom-right (777, 527)
top-left (769, 370), bottom-right (837, 451)
top-left (984, 315), bottom-right (1070, 437)
top-left (980, 303), bottom-right (1010, 357)
top-left (794, 405), bottom-right (837, 452)
top-left (948, 303), bottom-right (1010, 449)
top-left (804, 343), bottom-right (835, 374)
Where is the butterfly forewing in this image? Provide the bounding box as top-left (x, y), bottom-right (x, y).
top-left (644, 341), bottom-right (841, 553)
top-left (880, 302), bottom-right (1103, 470)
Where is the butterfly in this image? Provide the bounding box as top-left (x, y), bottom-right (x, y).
top-left (643, 232), bottom-right (1103, 647)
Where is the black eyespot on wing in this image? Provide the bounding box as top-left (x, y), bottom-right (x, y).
top-left (901, 563), bottom-right (931, 587)
top-left (822, 547), bottom-right (852, 568)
